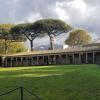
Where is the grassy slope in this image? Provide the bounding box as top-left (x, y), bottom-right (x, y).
top-left (0, 64), bottom-right (100, 100)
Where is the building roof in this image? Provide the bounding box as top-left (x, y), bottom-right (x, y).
top-left (1, 46), bottom-right (100, 57)
top-left (83, 43), bottom-right (100, 47)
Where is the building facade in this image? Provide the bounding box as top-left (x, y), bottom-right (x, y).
top-left (0, 43), bottom-right (100, 67)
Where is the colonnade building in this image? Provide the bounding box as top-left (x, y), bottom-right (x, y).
top-left (0, 43), bottom-right (100, 67)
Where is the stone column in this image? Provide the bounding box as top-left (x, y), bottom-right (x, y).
top-left (20, 57), bottom-right (23, 66)
top-left (2, 57), bottom-right (5, 67)
top-left (93, 52), bottom-right (95, 64)
top-left (28, 56), bottom-right (32, 66)
top-left (54, 55), bottom-right (56, 64)
top-left (25, 57), bottom-right (28, 66)
top-left (48, 56), bottom-right (51, 65)
top-left (59, 54), bottom-right (62, 64)
top-left (53, 55), bottom-right (56, 65)
top-left (86, 53), bottom-right (88, 64)
top-left (31, 57), bottom-right (33, 66)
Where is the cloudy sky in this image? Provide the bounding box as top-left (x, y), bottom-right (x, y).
top-left (0, 0), bottom-right (100, 47)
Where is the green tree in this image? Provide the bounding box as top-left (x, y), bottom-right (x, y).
top-left (11, 23), bottom-right (42, 51)
top-left (33, 19), bottom-right (73, 50)
top-left (0, 39), bottom-right (26, 54)
top-left (7, 42), bottom-right (27, 53)
top-left (0, 24), bottom-right (25, 54)
top-left (0, 24), bottom-right (14, 54)
top-left (65, 29), bottom-right (93, 46)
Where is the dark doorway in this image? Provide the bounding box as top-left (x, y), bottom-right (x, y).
top-left (0, 56), bottom-right (2, 67)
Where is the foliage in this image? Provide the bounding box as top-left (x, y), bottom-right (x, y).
top-left (0, 24), bottom-right (14, 39)
top-left (33, 19), bottom-right (73, 49)
top-left (0, 40), bottom-right (27, 54)
top-left (0, 24), bottom-right (26, 54)
top-left (11, 19), bottom-right (72, 50)
top-left (7, 42), bottom-right (27, 53)
top-left (65, 29), bottom-right (93, 45)
top-left (11, 23), bottom-right (32, 38)
top-left (34, 19), bottom-right (72, 36)
top-left (11, 23), bottom-right (42, 51)
top-left (33, 19), bottom-right (73, 36)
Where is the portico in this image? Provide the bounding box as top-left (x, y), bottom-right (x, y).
top-left (0, 47), bottom-right (100, 67)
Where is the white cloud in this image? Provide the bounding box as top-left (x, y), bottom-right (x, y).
top-left (27, 13), bottom-right (42, 23)
top-left (58, 0), bottom-right (95, 22)
top-left (67, 0), bottom-right (87, 14)
top-left (55, 2), bottom-right (70, 22)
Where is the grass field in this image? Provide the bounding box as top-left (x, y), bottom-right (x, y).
top-left (0, 64), bottom-right (100, 100)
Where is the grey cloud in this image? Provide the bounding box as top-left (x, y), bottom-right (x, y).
top-left (6, 0), bottom-right (60, 22)
top-left (57, 0), bottom-right (100, 36)
top-left (0, 0), bottom-right (71, 23)
top-left (0, 0), bottom-right (11, 23)
top-left (0, 0), bottom-right (100, 45)
top-left (84, 0), bottom-right (99, 6)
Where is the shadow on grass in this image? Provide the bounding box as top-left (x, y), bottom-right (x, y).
top-left (0, 64), bottom-right (100, 100)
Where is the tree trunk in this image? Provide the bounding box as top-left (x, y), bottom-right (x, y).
top-left (50, 35), bottom-right (54, 50)
top-left (30, 40), bottom-right (34, 51)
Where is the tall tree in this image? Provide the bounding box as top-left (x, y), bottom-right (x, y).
top-left (0, 24), bottom-right (14, 54)
top-left (33, 19), bottom-right (73, 50)
top-left (0, 24), bottom-right (26, 54)
top-left (11, 23), bottom-right (42, 51)
top-left (65, 29), bottom-right (93, 46)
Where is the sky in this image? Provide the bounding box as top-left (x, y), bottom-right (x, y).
top-left (0, 0), bottom-right (100, 47)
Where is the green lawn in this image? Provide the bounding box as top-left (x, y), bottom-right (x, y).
top-left (0, 64), bottom-right (100, 100)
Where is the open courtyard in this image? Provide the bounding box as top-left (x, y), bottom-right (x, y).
top-left (0, 64), bottom-right (100, 100)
